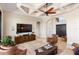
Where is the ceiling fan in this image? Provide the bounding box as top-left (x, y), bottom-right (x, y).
top-left (39, 3), bottom-right (56, 16)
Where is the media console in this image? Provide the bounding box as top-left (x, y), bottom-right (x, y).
top-left (15, 34), bottom-right (36, 44)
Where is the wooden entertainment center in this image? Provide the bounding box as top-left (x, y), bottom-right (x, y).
top-left (15, 34), bottom-right (36, 44)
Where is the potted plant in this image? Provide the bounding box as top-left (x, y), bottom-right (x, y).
top-left (0, 36), bottom-right (15, 49)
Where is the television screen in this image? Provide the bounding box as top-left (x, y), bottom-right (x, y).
top-left (17, 24), bottom-right (32, 33)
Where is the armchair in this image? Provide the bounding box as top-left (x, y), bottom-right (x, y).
top-left (47, 34), bottom-right (58, 45)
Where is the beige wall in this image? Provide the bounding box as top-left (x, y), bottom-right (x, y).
top-left (40, 16), bottom-right (51, 38)
top-left (41, 7), bottom-right (79, 48)
top-left (39, 16), bottom-right (66, 38)
top-left (62, 8), bottom-right (79, 47)
top-left (2, 5), bottom-right (79, 48)
top-left (55, 7), bottom-right (79, 48)
top-left (3, 11), bottom-right (42, 39)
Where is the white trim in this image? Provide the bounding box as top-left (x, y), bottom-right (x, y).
top-left (1, 9), bottom-right (3, 39)
top-left (0, 6), bottom-right (3, 39)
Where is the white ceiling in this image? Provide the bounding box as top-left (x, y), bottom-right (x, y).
top-left (0, 3), bottom-right (78, 17)
top-left (0, 3), bottom-right (18, 11)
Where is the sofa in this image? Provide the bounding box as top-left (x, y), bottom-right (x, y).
top-left (72, 43), bottom-right (79, 55)
top-left (0, 46), bottom-right (27, 55)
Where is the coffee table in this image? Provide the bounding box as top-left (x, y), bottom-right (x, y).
top-left (35, 44), bottom-right (58, 55)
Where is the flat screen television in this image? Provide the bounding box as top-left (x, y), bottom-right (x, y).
top-left (17, 24), bottom-right (32, 33)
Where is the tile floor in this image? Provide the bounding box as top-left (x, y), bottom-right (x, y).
top-left (17, 37), bottom-right (74, 55)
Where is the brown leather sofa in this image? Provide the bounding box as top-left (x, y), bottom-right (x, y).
top-left (47, 34), bottom-right (58, 45)
top-left (0, 46), bottom-right (27, 55)
top-left (72, 43), bottom-right (79, 55)
top-left (72, 43), bottom-right (79, 49)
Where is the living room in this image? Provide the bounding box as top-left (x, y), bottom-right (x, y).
top-left (0, 3), bottom-right (79, 55)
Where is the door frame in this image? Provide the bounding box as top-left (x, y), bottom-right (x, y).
top-left (56, 24), bottom-right (66, 37)
top-left (0, 8), bottom-right (3, 39)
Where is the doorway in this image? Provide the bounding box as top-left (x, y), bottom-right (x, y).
top-left (36, 21), bottom-right (41, 37)
top-left (56, 24), bottom-right (66, 37)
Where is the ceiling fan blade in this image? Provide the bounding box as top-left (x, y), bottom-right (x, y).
top-left (47, 12), bottom-right (56, 14)
top-left (47, 8), bottom-right (54, 12)
top-left (39, 9), bottom-right (45, 12)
